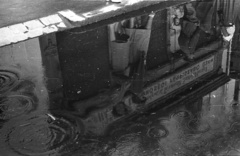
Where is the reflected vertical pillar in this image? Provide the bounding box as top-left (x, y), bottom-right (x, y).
top-left (226, 40), bottom-right (232, 75)
top-left (234, 79), bottom-right (239, 101)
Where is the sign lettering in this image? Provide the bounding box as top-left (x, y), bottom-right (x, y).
top-left (143, 56), bottom-right (215, 104)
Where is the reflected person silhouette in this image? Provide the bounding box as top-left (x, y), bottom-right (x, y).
top-left (177, 5), bottom-right (201, 61)
top-left (170, 17), bottom-right (181, 53)
top-left (177, 1), bottom-right (220, 62)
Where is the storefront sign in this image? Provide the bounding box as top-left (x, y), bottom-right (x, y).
top-left (143, 56), bottom-right (215, 104)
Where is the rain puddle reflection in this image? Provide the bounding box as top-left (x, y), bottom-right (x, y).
top-left (0, 113), bottom-right (82, 156)
top-left (99, 80), bottom-right (240, 156)
top-left (1, 0), bottom-right (240, 155)
top-left (1, 77), bottom-right (240, 156)
top-left (0, 65), bottom-right (96, 156)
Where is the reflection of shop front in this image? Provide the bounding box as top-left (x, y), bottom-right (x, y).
top-left (0, 0), bottom-right (233, 136)
top-left (80, 50), bottom-right (226, 135)
top-left (106, 66), bottom-right (230, 139)
top-left (53, 0), bottom-right (230, 135)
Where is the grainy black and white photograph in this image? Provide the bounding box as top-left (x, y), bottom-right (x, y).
top-left (0, 0), bottom-right (239, 155)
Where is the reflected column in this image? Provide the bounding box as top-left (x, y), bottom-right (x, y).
top-left (234, 79), bottom-right (240, 101)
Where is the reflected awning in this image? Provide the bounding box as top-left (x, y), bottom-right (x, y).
top-left (0, 0), bottom-right (190, 47)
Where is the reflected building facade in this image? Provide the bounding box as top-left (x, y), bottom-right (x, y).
top-left (0, 0), bottom-right (240, 155)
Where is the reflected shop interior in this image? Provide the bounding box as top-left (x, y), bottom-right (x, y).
top-left (1, 0), bottom-right (240, 155)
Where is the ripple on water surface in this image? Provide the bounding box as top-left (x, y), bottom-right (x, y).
top-left (0, 79), bottom-right (38, 120)
top-left (0, 69), bottom-right (21, 95)
top-left (0, 95), bottom-right (36, 120)
top-left (0, 112), bottom-right (84, 156)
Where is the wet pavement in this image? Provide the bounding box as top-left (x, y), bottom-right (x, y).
top-left (0, 0), bottom-right (188, 48)
top-left (1, 0), bottom-right (240, 156)
top-left (0, 0), bottom-right (188, 28)
top-left (1, 68), bottom-right (240, 156)
top-left (105, 79), bottom-right (239, 156)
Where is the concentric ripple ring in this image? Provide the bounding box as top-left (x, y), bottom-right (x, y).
top-left (4, 113), bottom-right (83, 156)
top-left (0, 69), bottom-right (20, 95)
top-left (0, 95), bottom-right (35, 120)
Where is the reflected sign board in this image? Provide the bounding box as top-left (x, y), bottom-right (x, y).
top-left (143, 56), bottom-right (215, 104)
